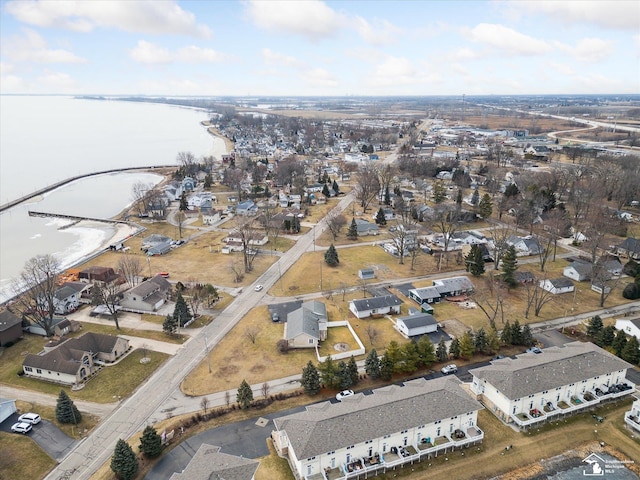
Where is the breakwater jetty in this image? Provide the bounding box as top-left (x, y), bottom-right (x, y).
top-left (28, 210), bottom-right (132, 225)
top-left (0, 165), bottom-right (173, 213)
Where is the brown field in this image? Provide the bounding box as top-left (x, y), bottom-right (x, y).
top-left (0, 431), bottom-right (55, 480)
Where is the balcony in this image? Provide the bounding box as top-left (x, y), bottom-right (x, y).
top-left (624, 413), bottom-right (640, 433)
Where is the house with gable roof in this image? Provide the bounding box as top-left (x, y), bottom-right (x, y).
top-left (284, 300), bottom-right (327, 348)
top-left (120, 275), bottom-right (171, 312)
top-left (614, 316), bottom-right (640, 341)
top-left (615, 237), bottom-right (640, 260)
top-left (22, 332), bottom-right (129, 385)
top-left (624, 398), bottom-right (640, 434)
top-left (563, 260), bottom-right (592, 282)
top-left (539, 277), bottom-right (574, 295)
top-left (0, 310), bottom-right (22, 347)
top-left (395, 313), bottom-right (438, 338)
top-left (433, 276), bottom-right (475, 297)
top-left (349, 294), bottom-right (402, 319)
top-left (469, 342), bottom-right (634, 429)
top-left (271, 377), bottom-right (484, 480)
top-left (169, 444), bottom-right (259, 480)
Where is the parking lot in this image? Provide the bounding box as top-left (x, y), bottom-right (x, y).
top-left (0, 413), bottom-right (78, 461)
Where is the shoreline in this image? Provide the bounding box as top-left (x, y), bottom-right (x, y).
top-left (201, 121), bottom-right (235, 153)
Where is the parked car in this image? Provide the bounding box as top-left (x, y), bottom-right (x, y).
top-left (18, 413), bottom-right (41, 425)
top-left (11, 422), bottom-right (32, 434)
top-left (526, 347), bottom-right (542, 354)
top-left (336, 390), bottom-right (354, 401)
top-left (271, 312), bottom-right (280, 322)
top-left (441, 364), bottom-right (458, 375)
top-left (254, 284), bottom-right (264, 292)
top-left (492, 355), bottom-right (506, 361)
top-left (157, 271), bottom-right (170, 278)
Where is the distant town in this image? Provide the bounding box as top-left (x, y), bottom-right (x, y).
top-left (2, 94), bottom-right (640, 480)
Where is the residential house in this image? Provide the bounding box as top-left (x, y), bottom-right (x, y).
top-left (372, 208), bottom-right (395, 222)
top-left (506, 236), bottom-right (543, 256)
top-left (163, 182), bottom-right (182, 202)
top-left (470, 342), bottom-right (634, 429)
top-left (615, 238), bottom-right (640, 260)
top-left (433, 276), bottom-right (475, 298)
top-left (408, 286), bottom-right (442, 307)
top-left (120, 275), bottom-right (172, 312)
top-left (169, 444), bottom-right (259, 480)
top-left (591, 281), bottom-right (611, 295)
top-left (283, 300), bottom-right (328, 349)
top-left (0, 398), bottom-right (17, 424)
top-left (0, 310), bottom-right (22, 347)
top-left (513, 271), bottom-right (536, 284)
top-left (26, 316), bottom-right (71, 336)
top-left (539, 278), bottom-right (574, 295)
top-left (563, 260), bottom-right (592, 282)
top-left (355, 219), bottom-right (379, 236)
top-left (22, 332), bottom-right (130, 385)
top-left (61, 281), bottom-right (93, 304)
top-left (53, 284), bottom-right (83, 315)
top-left (236, 200), bottom-right (258, 216)
top-left (598, 256), bottom-right (623, 276)
top-left (451, 231), bottom-right (488, 246)
top-left (140, 234), bottom-right (172, 253)
top-left (349, 295), bottom-right (402, 319)
top-left (624, 398), bottom-right (640, 434)
top-left (395, 313), bottom-right (438, 338)
top-left (182, 176), bottom-right (196, 191)
top-left (525, 145), bottom-right (550, 157)
top-left (146, 241), bottom-right (172, 256)
top-left (271, 377), bottom-right (484, 480)
top-left (201, 207), bottom-right (223, 225)
top-left (78, 266), bottom-right (121, 286)
top-left (53, 319), bottom-right (80, 337)
top-left (614, 317), bottom-right (640, 341)
top-left (225, 229), bottom-right (269, 247)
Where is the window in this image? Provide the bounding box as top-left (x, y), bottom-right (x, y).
top-left (24, 367), bottom-right (32, 372)
top-left (36, 369), bottom-right (42, 374)
top-left (308, 339), bottom-right (314, 344)
top-left (401, 429), bottom-right (408, 434)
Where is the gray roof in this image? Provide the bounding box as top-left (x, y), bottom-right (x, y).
top-left (54, 285), bottom-right (79, 301)
top-left (126, 275), bottom-right (171, 299)
top-left (433, 276), bottom-right (474, 294)
top-left (469, 342), bottom-right (632, 400)
top-left (409, 286), bottom-right (441, 300)
top-left (619, 237), bottom-right (640, 254)
top-left (286, 301), bottom-right (327, 341)
top-left (169, 444), bottom-right (259, 480)
top-left (397, 313), bottom-right (437, 330)
top-left (355, 219), bottom-right (378, 232)
top-left (350, 295), bottom-right (402, 312)
top-left (0, 310), bottom-right (22, 332)
top-left (548, 277), bottom-right (574, 289)
top-left (274, 377), bottom-right (483, 460)
top-left (566, 260), bottom-right (592, 276)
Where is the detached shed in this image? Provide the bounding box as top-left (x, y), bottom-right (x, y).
top-left (358, 268), bottom-right (375, 280)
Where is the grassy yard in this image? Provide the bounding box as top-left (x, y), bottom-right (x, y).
top-left (80, 320), bottom-right (187, 344)
top-left (0, 431), bottom-right (56, 480)
top-left (15, 400), bottom-right (99, 440)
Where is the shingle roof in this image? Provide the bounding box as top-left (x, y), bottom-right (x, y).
top-left (566, 261), bottom-right (592, 276)
top-left (409, 286), bottom-right (441, 300)
top-left (469, 342), bottom-right (631, 400)
top-left (55, 285), bottom-right (79, 301)
top-left (549, 277), bottom-right (574, 288)
top-left (397, 313), bottom-right (437, 330)
top-left (168, 444), bottom-right (259, 480)
top-left (286, 302), bottom-right (327, 341)
top-left (126, 275), bottom-right (171, 299)
top-left (274, 377), bottom-right (483, 459)
top-left (433, 276), bottom-right (474, 294)
top-left (619, 237), bottom-right (640, 254)
top-left (0, 310), bottom-right (22, 332)
top-left (350, 295), bottom-right (403, 312)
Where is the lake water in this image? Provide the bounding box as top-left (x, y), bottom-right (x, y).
top-left (0, 96), bottom-right (228, 303)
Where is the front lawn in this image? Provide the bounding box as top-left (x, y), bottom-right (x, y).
top-left (0, 431), bottom-right (55, 479)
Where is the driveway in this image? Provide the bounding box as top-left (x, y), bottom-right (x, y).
top-left (0, 413), bottom-right (77, 461)
top-left (534, 329), bottom-right (573, 348)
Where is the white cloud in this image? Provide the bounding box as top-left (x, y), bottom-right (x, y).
top-left (367, 56), bottom-right (440, 88)
top-left (129, 41), bottom-right (227, 64)
top-left (245, 0), bottom-right (346, 40)
top-left (36, 69), bottom-right (77, 91)
top-left (515, 1), bottom-right (639, 30)
top-left (450, 47), bottom-right (480, 61)
top-left (554, 38), bottom-right (614, 63)
top-left (2, 29), bottom-right (86, 64)
top-left (299, 67), bottom-right (338, 88)
top-left (354, 16), bottom-right (401, 46)
top-left (549, 62), bottom-right (576, 76)
top-left (5, 0), bottom-right (211, 37)
top-left (467, 23), bottom-right (551, 56)
top-left (262, 48), bottom-right (303, 68)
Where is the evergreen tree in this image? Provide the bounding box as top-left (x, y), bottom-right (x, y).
top-left (324, 243), bottom-right (340, 266)
top-left (612, 330), bottom-right (628, 357)
top-left (465, 245), bottom-right (485, 276)
top-left (322, 171), bottom-right (330, 184)
top-left (332, 179), bottom-right (340, 194)
top-left (179, 192), bottom-right (188, 211)
top-left (474, 328), bottom-right (488, 354)
top-left (400, 342), bottom-right (419, 373)
top-left (501, 245), bottom-right (518, 286)
top-left (471, 188), bottom-right (480, 207)
top-left (459, 331), bottom-right (475, 359)
top-left (291, 214), bottom-right (301, 233)
top-left (433, 181), bottom-right (446, 203)
top-left (448, 338), bottom-right (461, 359)
top-left (375, 208), bottom-right (387, 226)
top-left (347, 218), bottom-right (358, 240)
top-left (346, 356), bottom-right (359, 386)
top-left (598, 325), bottom-right (616, 347)
top-left (385, 341), bottom-right (402, 373)
top-left (173, 291), bottom-right (192, 327)
top-left (379, 354), bottom-right (394, 381)
top-left (318, 356), bottom-right (340, 389)
top-left (504, 184), bottom-right (520, 197)
top-left (365, 349), bottom-right (381, 379)
top-left (322, 183), bottom-right (331, 198)
top-left (56, 390), bottom-right (82, 424)
top-left (236, 379), bottom-right (254, 409)
top-left (521, 325), bottom-right (534, 347)
top-left (456, 188), bottom-right (463, 211)
top-left (436, 337), bottom-right (448, 362)
top-left (162, 314), bottom-right (177, 335)
top-left (203, 174), bottom-right (213, 188)
top-left (622, 336), bottom-right (640, 364)
top-left (486, 327), bottom-right (501, 354)
top-left (384, 185), bottom-right (391, 206)
top-left (587, 315), bottom-right (604, 338)
top-left (110, 439), bottom-right (138, 480)
top-left (511, 319), bottom-right (524, 345)
top-left (500, 320), bottom-right (513, 345)
top-left (478, 193), bottom-right (493, 219)
top-left (301, 361), bottom-right (321, 395)
top-left (416, 336), bottom-right (436, 366)
top-left (139, 425), bottom-right (162, 458)
top-left (337, 361), bottom-right (352, 390)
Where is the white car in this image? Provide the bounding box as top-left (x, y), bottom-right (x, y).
top-left (441, 364), bottom-right (458, 375)
top-left (18, 413), bottom-right (41, 425)
top-left (254, 285), bottom-right (264, 292)
top-left (336, 389), bottom-right (354, 401)
top-left (11, 422), bottom-right (32, 434)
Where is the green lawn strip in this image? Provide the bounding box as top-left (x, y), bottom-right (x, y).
top-left (80, 321), bottom-right (187, 344)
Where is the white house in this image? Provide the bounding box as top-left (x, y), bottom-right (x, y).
top-left (624, 398), bottom-right (640, 434)
top-left (505, 235), bottom-right (543, 256)
top-left (169, 444), bottom-right (259, 480)
top-left (349, 295), bottom-right (402, 319)
top-left (53, 284), bottom-right (84, 315)
top-left (563, 260), bottom-right (592, 282)
top-left (120, 275), bottom-right (171, 312)
top-left (0, 398), bottom-right (17, 424)
top-left (355, 219), bottom-right (379, 236)
top-left (395, 313), bottom-right (438, 338)
top-left (614, 317), bottom-right (640, 341)
top-left (272, 377), bottom-right (484, 480)
top-left (469, 342), bottom-right (634, 429)
top-left (539, 278), bottom-right (574, 295)
top-left (284, 300), bottom-right (328, 349)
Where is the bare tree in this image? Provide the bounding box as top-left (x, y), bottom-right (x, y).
top-left (233, 217), bottom-right (260, 273)
top-left (244, 326), bottom-right (260, 344)
top-left (260, 204), bottom-right (282, 252)
top-left (534, 234), bottom-right (553, 273)
top-left (377, 164), bottom-right (395, 203)
top-left (175, 211), bottom-right (187, 239)
top-left (224, 391), bottom-right (231, 408)
top-left (228, 259), bottom-right (244, 284)
top-left (365, 324), bottom-right (379, 346)
top-left (177, 151), bottom-right (197, 177)
top-left (471, 274), bottom-right (506, 328)
top-left (11, 254), bottom-right (61, 336)
top-left (524, 279), bottom-right (556, 317)
top-left (131, 181), bottom-right (154, 215)
top-left (489, 223), bottom-right (514, 270)
top-left (354, 163), bottom-right (380, 212)
top-left (200, 396), bottom-right (210, 414)
top-left (91, 282), bottom-right (124, 329)
top-left (184, 278), bottom-right (204, 318)
top-left (117, 254), bottom-right (142, 288)
top-left (261, 382), bottom-right (270, 399)
top-left (430, 205), bottom-right (460, 271)
top-left (325, 211), bottom-right (347, 241)
top-left (358, 277), bottom-right (369, 298)
top-left (339, 282), bottom-right (349, 301)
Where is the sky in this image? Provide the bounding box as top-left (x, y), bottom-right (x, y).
top-left (1, 0), bottom-right (639, 97)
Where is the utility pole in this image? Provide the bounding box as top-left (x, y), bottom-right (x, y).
top-left (203, 334), bottom-right (211, 373)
